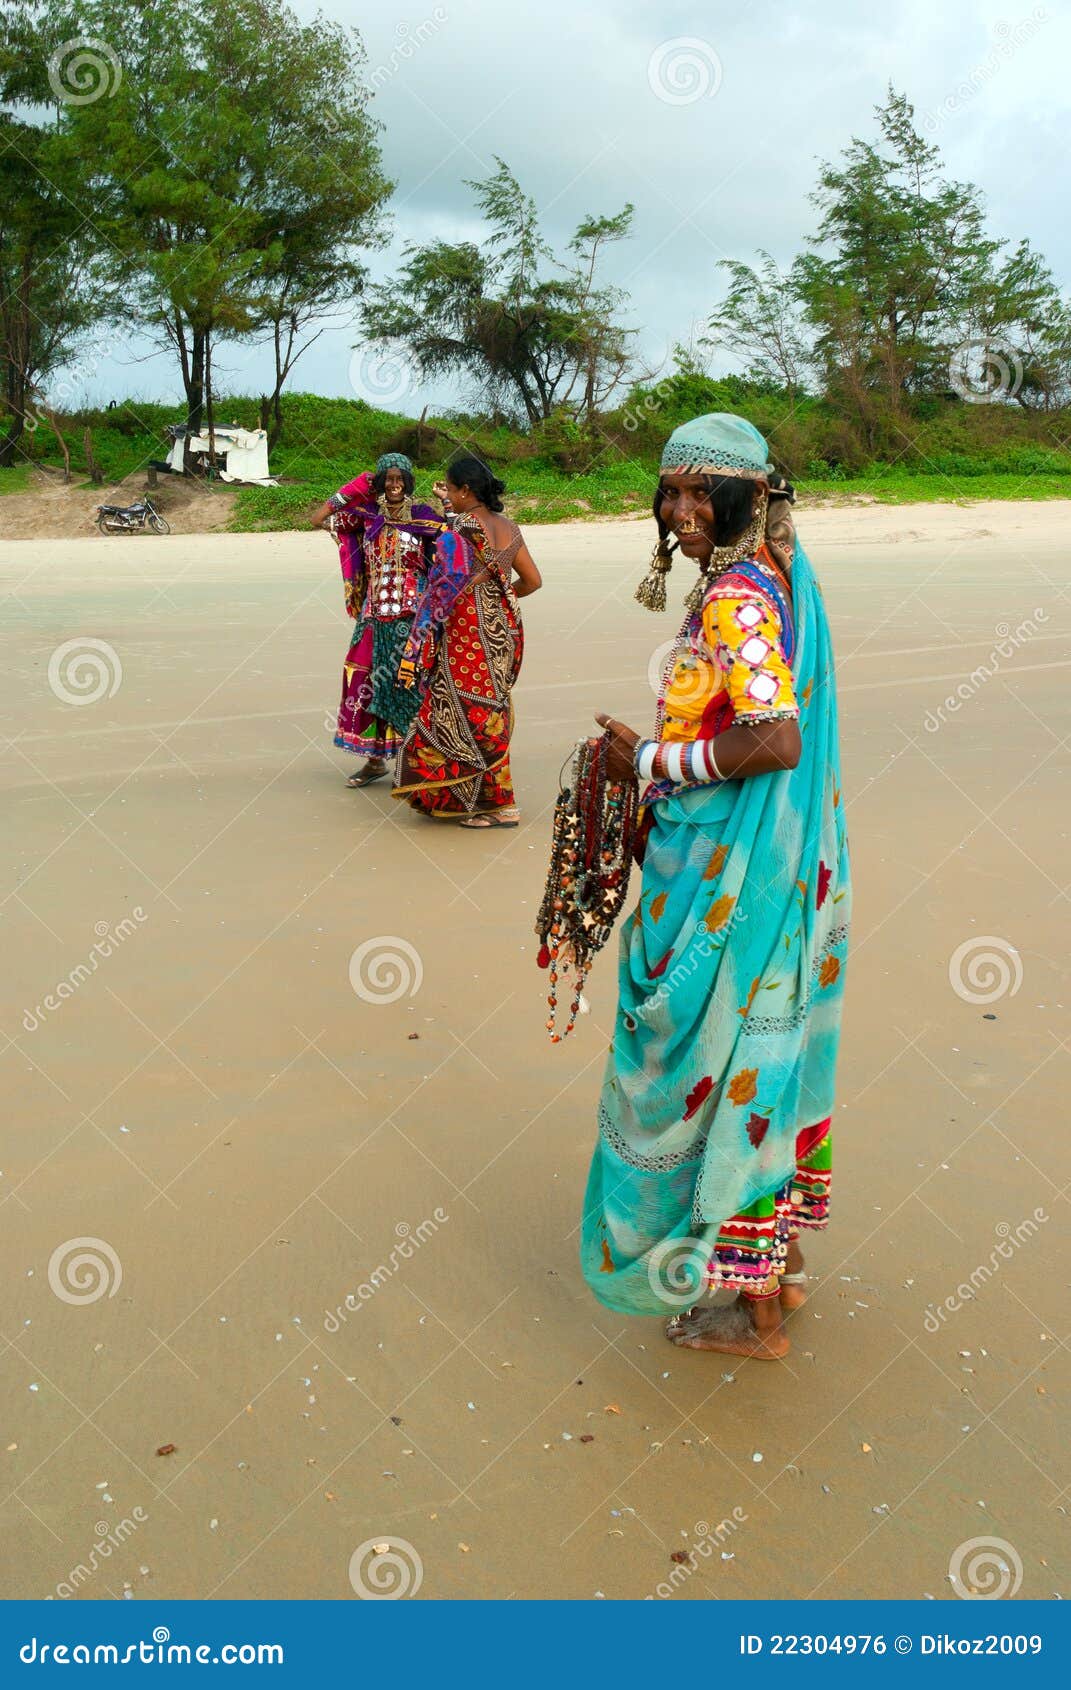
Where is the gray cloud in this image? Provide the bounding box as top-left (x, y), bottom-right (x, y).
top-left (73, 0), bottom-right (1071, 417)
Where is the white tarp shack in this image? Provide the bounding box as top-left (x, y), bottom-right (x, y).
top-left (165, 424), bottom-right (277, 486)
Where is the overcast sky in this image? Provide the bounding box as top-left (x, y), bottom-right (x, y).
top-left (73, 0), bottom-right (1070, 415)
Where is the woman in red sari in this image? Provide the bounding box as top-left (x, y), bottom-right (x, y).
top-left (393, 457), bottom-right (541, 828)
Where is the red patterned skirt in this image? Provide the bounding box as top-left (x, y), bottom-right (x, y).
top-left (394, 574), bottom-right (522, 817)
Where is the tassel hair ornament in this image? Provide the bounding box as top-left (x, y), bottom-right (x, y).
top-left (634, 536), bottom-right (677, 612)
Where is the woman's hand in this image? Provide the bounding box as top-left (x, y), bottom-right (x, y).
top-left (432, 479), bottom-right (451, 507)
top-left (594, 713), bottom-right (640, 782)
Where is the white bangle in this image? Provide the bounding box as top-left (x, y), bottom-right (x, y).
top-left (705, 740), bottom-right (727, 781)
top-left (634, 739), bottom-right (658, 784)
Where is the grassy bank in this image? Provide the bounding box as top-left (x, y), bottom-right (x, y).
top-left (3, 381), bottom-right (1071, 529)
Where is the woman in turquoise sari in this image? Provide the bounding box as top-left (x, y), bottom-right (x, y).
top-left (580, 414), bottom-right (850, 1361)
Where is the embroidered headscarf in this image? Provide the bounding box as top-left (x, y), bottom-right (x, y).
top-left (375, 452), bottom-right (413, 475)
top-left (636, 413), bottom-right (774, 614)
top-left (659, 412), bottom-right (773, 479)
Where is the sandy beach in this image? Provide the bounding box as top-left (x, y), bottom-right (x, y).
top-left (1, 502), bottom-right (1068, 1602)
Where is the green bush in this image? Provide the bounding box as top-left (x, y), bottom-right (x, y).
top-left (6, 384), bottom-right (1071, 525)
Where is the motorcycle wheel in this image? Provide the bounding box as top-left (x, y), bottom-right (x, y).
top-left (96, 514), bottom-right (121, 534)
top-left (148, 514), bottom-right (170, 535)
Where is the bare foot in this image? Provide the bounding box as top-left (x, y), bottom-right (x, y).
top-left (665, 1298), bottom-right (789, 1360)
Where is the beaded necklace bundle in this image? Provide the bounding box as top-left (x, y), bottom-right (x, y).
top-left (536, 731), bottom-right (639, 1041)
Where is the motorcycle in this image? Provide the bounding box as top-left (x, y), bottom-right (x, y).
top-left (95, 496), bottom-right (170, 535)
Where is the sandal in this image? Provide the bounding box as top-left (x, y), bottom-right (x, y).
top-left (458, 808), bottom-right (520, 829)
top-left (347, 764), bottom-right (389, 788)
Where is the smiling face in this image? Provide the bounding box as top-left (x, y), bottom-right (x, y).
top-left (444, 476), bottom-right (467, 509)
top-left (382, 467), bottom-right (406, 503)
top-left (658, 470), bottom-right (764, 563)
top-left (657, 471), bottom-right (717, 563)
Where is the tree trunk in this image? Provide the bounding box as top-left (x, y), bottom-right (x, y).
top-left (0, 410), bottom-right (26, 469)
top-left (83, 426), bottom-right (103, 485)
top-left (204, 330), bottom-right (216, 478)
top-left (186, 330), bottom-right (206, 434)
top-left (40, 406), bottom-right (70, 482)
top-left (270, 386), bottom-right (283, 454)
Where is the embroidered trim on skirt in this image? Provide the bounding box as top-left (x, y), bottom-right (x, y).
top-left (707, 1121), bottom-right (831, 1299)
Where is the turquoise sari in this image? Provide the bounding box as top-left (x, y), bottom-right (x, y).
top-left (580, 540), bottom-right (850, 1316)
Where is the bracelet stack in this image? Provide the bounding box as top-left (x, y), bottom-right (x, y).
top-left (634, 736), bottom-right (727, 787)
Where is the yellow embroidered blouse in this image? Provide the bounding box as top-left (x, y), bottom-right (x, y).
top-left (660, 564), bottom-right (798, 748)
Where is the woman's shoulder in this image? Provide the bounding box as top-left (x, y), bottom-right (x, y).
top-left (715, 555), bottom-right (790, 597)
top-left (480, 510), bottom-right (520, 539)
top-left (702, 559), bottom-right (792, 633)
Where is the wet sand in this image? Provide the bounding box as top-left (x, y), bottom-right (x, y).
top-left (1, 505), bottom-right (1068, 1601)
